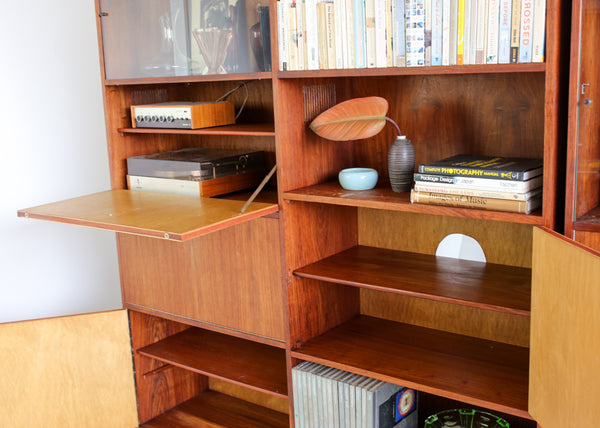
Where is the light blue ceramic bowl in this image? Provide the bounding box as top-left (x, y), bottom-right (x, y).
top-left (338, 168), bottom-right (378, 190)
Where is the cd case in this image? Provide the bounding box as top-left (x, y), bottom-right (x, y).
top-left (126, 148), bottom-right (266, 180)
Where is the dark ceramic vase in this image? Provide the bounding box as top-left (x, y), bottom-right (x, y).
top-left (388, 136), bottom-right (415, 192)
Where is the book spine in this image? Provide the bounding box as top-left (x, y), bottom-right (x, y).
top-left (305, 0), bottom-right (320, 69)
top-left (441, 0), bottom-right (451, 65)
top-left (386, 0), bottom-right (394, 66)
top-left (375, 0), bottom-right (387, 67)
top-left (346, 0), bottom-right (356, 67)
top-left (424, 0), bottom-right (432, 65)
top-left (405, 0), bottom-right (425, 66)
top-left (277, 1), bottom-right (290, 70)
top-left (449, 0), bottom-right (458, 65)
top-left (468, 0), bottom-right (479, 63)
top-left (393, 0), bottom-right (406, 66)
top-left (456, 0), bottom-right (465, 64)
top-left (259, 6), bottom-right (272, 71)
top-left (333, 0), bottom-right (346, 69)
top-left (325, 1), bottom-right (337, 68)
top-left (414, 173), bottom-right (543, 191)
top-left (418, 164), bottom-right (531, 180)
top-left (498, 0), bottom-right (512, 63)
top-left (486, 0), bottom-right (500, 64)
top-left (531, 0), bottom-right (546, 62)
top-left (510, 0), bottom-right (521, 62)
top-left (518, 0), bottom-right (533, 62)
top-left (431, 0), bottom-right (443, 65)
top-left (365, 0), bottom-right (377, 67)
top-left (354, 0), bottom-right (367, 67)
top-left (296, 0), bottom-right (307, 70)
top-left (410, 190), bottom-right (542, 213)
top-left (462, 0), bottom-right (471, 64)
top-left (316, 0), bottom-right (330, 69)
top-left (474, 0), bottom-right (486, 63)
top-left (413, 182), bottom-right (543, 200)
top-left (288, 2), bottom-right (299, 70)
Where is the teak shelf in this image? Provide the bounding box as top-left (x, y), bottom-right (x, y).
top-left (118, 122), bottom-right (275, 137)
top-left (138, 328), bottom-right (288, 397)
top-left (283, 181), bottom-right (545, 225)
top-left (294, 245), bottom-right (532, 316)
top-left (291, 315), bottom-right (530, 419)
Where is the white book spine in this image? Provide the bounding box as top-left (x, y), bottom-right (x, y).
top-left (296, 0), bottom-right (307, 70)
top-left (442, 0), bottom-right (451, 65)
top-left (334, 0), bottom-right (346, 68)
top-left (277, 1), bottom-right (290, 70)
top-left (375, 0), bottom-right (387, 67)
top-left (431, 0), bottom-right (443, 65)
top-left (462, 0), bottom-right (472, 64)
top-left (354, 0), bottom-right (367, 67)
top-left (386, 0), bottom-right (394, 66)
top-left (498, 0), bottom-right (512, 63)
top-left (474, 0), bottom-right (486, 63)
top-left (486, 0), bottom-right (500, 63)
top-left (469, 0), bottom-right (479, 63)
top-left (531, 0), bottom-right (546, 62)
top-left (346, 0), bottom-right (356, 67)
top-left (518, 0), bottom-right (533, 62)
top-left (365, 0), bottom-right (377, 67)
top-left (449, 0), bottom-right (458, 65)
top-left (424, 0), bottom-right (432, 65)
top-left (393, 0), bottom-right (406, 66)
top-left (305, 0), bottom-right (320, 69)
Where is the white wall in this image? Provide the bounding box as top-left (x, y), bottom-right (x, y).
top-left (0, 1), bottom-right (122, 322)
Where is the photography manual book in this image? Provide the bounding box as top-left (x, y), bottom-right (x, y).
top-left (418, 154), bottom-right (543, 181)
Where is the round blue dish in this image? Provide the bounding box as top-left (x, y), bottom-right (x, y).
top-left (338, 168), bottom-right (378, 190)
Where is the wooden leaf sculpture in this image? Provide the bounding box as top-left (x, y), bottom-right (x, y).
top-left (309, 96), bottom-right (389, 141)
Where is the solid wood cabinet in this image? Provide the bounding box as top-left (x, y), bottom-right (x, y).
top-left (12, 0), bottom-right (600, 426)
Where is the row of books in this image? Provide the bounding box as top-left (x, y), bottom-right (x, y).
top-left (292, 361), bottom-right (418, 427)
top-left (409, 154), bottom-right (544, 214)
top-left (277, 0), bottom-right (546, 71)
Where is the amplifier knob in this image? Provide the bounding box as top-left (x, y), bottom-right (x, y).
top-left (159, 116), bottom-right (165, 122)
top-left (151, 115), bottom-right (158, 122)
top-left (136, 115), bottom-right (144, 122)
top-left (166, 116), bottom-right (174, 122)
top-left (144, 115), bottom-right (150, 122)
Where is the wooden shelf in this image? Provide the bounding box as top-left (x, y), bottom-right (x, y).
top-left (17, 189), bottom-right (278, 241)
top-left (294, 245), bottom-right (531, 316)
top-left (283, 181), bottom-right (544, 225)
top-left (118, 122), bottom-right (275, 137)
top-left (140, 390), bottom-right (289, 427)
top-left (105, 71), bottom-right (272, 86)
top-left (291, 315), bottom-right (531, 419)
top-left (138, 328), bottom-right (288, 397)
top-left (278, 63), bottom-right (545, 79)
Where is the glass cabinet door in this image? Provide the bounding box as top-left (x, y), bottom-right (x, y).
top-left (98, 0), bottom-right (270, 80)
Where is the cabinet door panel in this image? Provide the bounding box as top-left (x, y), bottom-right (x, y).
top-left (119, 216), bottom-right (285, 341)
top-left (0, 310), bottom-right (138, 428)
top-left (529, 228), bottom-right (600, 427)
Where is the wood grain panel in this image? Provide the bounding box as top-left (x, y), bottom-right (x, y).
top-left (119, 217), bottom-right (286, 341)
top-left (209, 379), bottom-right (290, 414)
top-left (529, 228), bottom-right (600, 428)
top-left (357, 209), bottom-right (532, 346)
top-left (0, 311), bottom-right (138, 428)
top-left (573, 229), bottom-right (600, 252)
top-left (358, 209), bottom-right (533, 267)
top-left (128, 311), bottom-right (207, 423)
top-left (282, 202), bottom-right (360, 346)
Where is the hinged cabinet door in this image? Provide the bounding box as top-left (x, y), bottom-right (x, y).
top-left (0, 310), bottom-right (138, 428)
top-left (529, 228), bottom-right (600, 427)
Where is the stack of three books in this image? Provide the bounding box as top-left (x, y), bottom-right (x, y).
top-left (410, 154), bottom-right (543, 214)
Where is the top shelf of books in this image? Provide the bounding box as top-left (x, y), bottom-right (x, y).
top-left (276, 0), bottom-right (547, 72)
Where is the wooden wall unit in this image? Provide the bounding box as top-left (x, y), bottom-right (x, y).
top-left (13, 0), bottom-right (600, 427)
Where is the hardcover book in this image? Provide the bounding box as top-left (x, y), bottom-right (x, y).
top-left (413, 182), bottom-right (543, 200)
top-left (410, 189), bottom-right (543, 214)
top-left (414, 172), bottom-right (543, 192)
top-left (418, 154), bottom-right (543, 180)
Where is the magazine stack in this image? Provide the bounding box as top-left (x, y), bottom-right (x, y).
top-left (410, 154), bottom-right (543, 214)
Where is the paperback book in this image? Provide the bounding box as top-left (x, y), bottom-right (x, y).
top-left (413, 172), bottom-right (543, 192)
top-left (417, 154), bottom-right (543, 181)
top-left (413, 182), bottom-right (542, 200)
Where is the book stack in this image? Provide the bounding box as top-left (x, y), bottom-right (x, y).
top-left (277, 0), bottom-right (546, 71)
top-left (410, 154), bottom-right (543, 214)
top-left (292, 361), bottom-right (418, 427)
